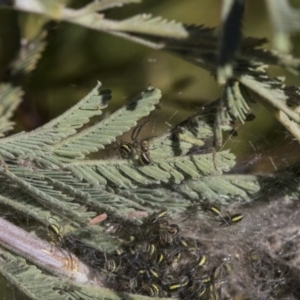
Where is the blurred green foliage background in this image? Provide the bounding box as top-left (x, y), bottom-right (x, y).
top-left (0, 0), bottom-right (299, 298)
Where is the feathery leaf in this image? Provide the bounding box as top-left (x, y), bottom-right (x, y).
top-left (0, 166), bottom-right (94, 224)
top-left (239, 64), bottom-right (300, 124)
top-left (0, 83), bottom-right (111, 159)
top-left (118, 14), bottom-right (188, 38)
top-left (10, 30), bottom-right (47, 77)
top-left (265, 0), bottom-right (300, 53)
top-left (67, 150), bottom-right (235, 187)
top-left (0, 84), bottom-right (23, 137)
top-left (0, 247), bottom-right (68, 300)
top-left (53, 86), bottom-right (161, 160)
top-left (79, 0), bottom-right (142, 13)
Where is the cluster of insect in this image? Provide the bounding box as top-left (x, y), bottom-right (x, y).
top-left (48, 206), bottom-right (243, 299)
top-left (117, 121), bottom-right (152, 165)
top-left (101, 209), bottom-right (243, 299)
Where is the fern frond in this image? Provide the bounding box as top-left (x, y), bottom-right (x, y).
top-left (184, 172), bottom-right (300, 205)
top-left (241, 46), bottom-right (300, 74)
top-left (115, 173), bottom-right (262, 214)
top-left (0, 84), bottom-right (23, 137)
top-left (117, 14), bottom-right (188, 38)
top-left (186, 174), bottom-right (261, 203)
top-left (265, 0), bottom-right (300, 53)
top-left (220, 73), bottom-right (252, 125)
top-left (0, 166), bottom-right (94, 225)
top-left (150, 112), bottom-right (216, 159)
top-left (116, 186), bottom-right (190, 213)
top-left (216, 80), bottom-right (251, 126)
top-left (239, 64), bottom-right (300, 124)
top-left (10, 30), bottom-right (47, 77)
top-left (53, 86), bottom-right (161, 160)
top-left (0, 165), bottom-right (143, 245)
top-left (0, 83), bottom-right (111, 159)
top-left (54, 99), bottom-right (236, 194)
top-left (78, 0), bottom-right (141, 13)
top-left (0, 189), bottom-right (61, 229)
top-left (67, 150), bottom-right (235, 187)
top-left (42, 82), bottom-right (111, 137)
top-left (0, 247), bottom-right (69, 300)
top-left (42, 169), bottom-right (147, 218)
top-left (0, 172), bottom-right (91, 238)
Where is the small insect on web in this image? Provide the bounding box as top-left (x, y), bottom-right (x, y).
top-left (47, 216), bottom-right (68, 245)
top-left (116, 120), bottom-right (155, 165)
top-left (47, 222), bottom-right (78, 272)
top-left (201, 203), bottom-right (244, 227)
top-left (48, 223), bottom-right (63, 244)
top-left (132, 121), bottom-right (153, 165)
